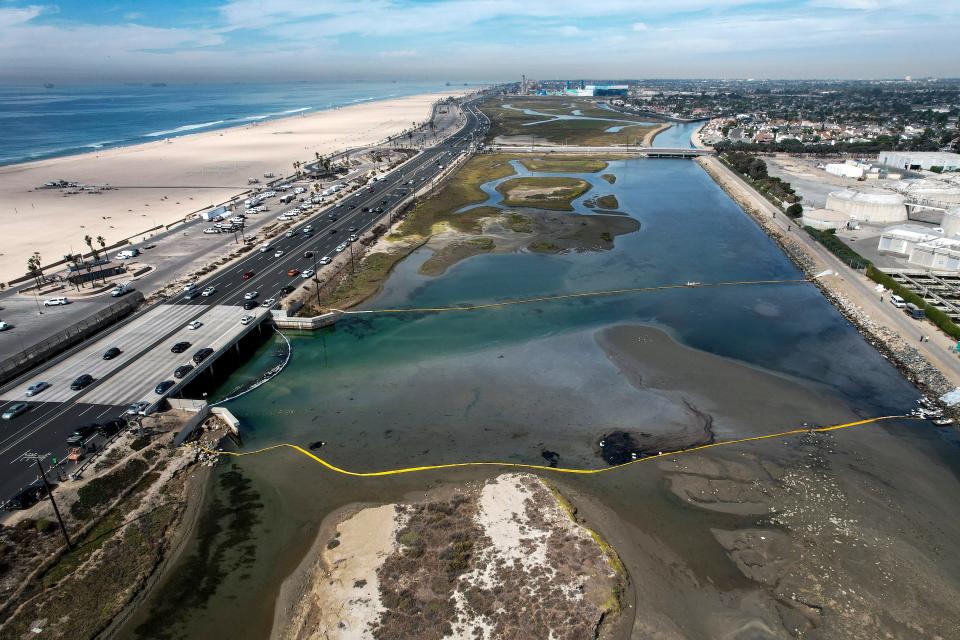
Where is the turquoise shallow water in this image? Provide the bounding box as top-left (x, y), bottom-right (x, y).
top-left (124, 157), bottom-right (933, 639)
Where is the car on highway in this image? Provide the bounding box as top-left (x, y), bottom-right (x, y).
top-left (25, 381), bottom-right (50, 397)
top-left (242, 300), bottom-right (258, 310)
top-left (192, 347), bottom-right (214, 364)
top-left (102, 347), bottom-right (121, 360)
top-left (261, 298), bottom-right (276, 308)
top-left (287, 268), bottom-right (300, 277)
top-left (3, 485), bottom-right (47, 511)
top-left (70, 374), bottom-right (93, 391)
top-left (348, 226), bottom-right (358, 232)
top-left (173, 364), bottom-right (194, 379)
top-left (240, 315), bottom-right (255, 325)
top-left (171, 341), bottom-right (191, 353)
top-left (0, 321), bottom-right (10, 331)
top-left (97, 418), bottom-right (126, 437)
top-left (274, 250), bottom-right (285, 258)
top-left (259, 242), bottom-right (273, 253)
top-left (66, 423), bottom-right (98, 445)
top-left (319, 256), bottom-right (332, 265)
top-left (279, 285), bottom-right (295, 297)
top-left (154, 380), bottom-right (175, 395)
top-left (126, 401), bottom-right (149, 415)
top-left (44, 297), bottom-right (69, 307)
top-left (201, 286), bottom-right (216, 297)
top-left (335, 243), bottom-right (346, 253)
top-left (2, 402), bottom-right (29, 420)
top-left (183, 282), bottom-right (199, 292)
top-left (243, 291), bottom-right (259, 300)
top-left (184, 289), bottom-right (200, 300)
top-left (329, 228), bottom-right (338, 235)
top-left (301, 269), bottom-right (315, 279)
top-left (303, 225), bottom-right (314, 233)
top-left (286, 229), bottom-right (296, 238)
top-left (187, 321), bottom-right (203, 330)
top-left (242, 270), bottom-right (255, 280)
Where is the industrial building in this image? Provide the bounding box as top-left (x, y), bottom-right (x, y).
top-left (825, 163), bottom-right (864, 179)
top-left (876, 207), bottom-right (960, 272)
top-left (825, 188), bottom-right (908, 223)
top-left (878, 151), bottom-right (960, 172)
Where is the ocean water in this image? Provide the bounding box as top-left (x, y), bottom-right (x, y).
top-left (0, 82), bottom-right (461, 166)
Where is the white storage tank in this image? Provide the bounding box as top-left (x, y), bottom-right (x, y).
top-left (825, 189), bottom-right (907, 224)
top-left (942, 207), bottom-right (960, 237)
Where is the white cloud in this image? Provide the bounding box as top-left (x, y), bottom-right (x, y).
top-left (0, 5), bottom-right (43, 28)
top-left (557, 25), bottom-right (581, 36)
top-left (631, 22), bottom-right (648, 31)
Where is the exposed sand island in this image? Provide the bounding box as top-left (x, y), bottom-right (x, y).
top-left (0, 91), bottom-right (458, 282)
top-left (275, 473), bottom-right (625, 640)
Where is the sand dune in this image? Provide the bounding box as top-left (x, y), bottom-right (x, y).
top-left (0, 91), bottom-right (458, 283)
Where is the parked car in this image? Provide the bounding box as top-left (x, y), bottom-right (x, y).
top-left (102, 347), bottom-right (121, 360)
top-left (242, 270), bottom-right (255, 280)
top-left (192, 347), bottom-right (214, 364)
top-left (201, 286), bottom-right (216, 297)
top-left (44, 297), bottom-right (69, 307)
top-left (25, 381), bottom-right (50, 397)
top-left (170, 341), bottom-right (191, 353)
top-left (187, 321), bottom-right (203, 330)
top-left (319, 256), bottom-right (332, 265)
top-left (3, 485), bottom-right (47, 511)
top-left (173, 364), bottom-right (194, 379)
top-left (66, 424), bottom-right (98, 445)
top-left (287, 268), bottom-right (300, 277)
top-left (2, 402), bottom-right (29, 420)
top-left (70, 374), bottom-right (93, 391)
top-left (154, 380), bottom-right (175, 395)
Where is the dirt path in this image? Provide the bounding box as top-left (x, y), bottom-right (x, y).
top-left (699, 156), bottom-right (960, 390)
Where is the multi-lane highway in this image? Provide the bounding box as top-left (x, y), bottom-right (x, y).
top-left (0, 98), bottom-right (489, 505)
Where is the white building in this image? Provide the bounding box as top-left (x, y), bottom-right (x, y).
top-left (878, 225), bottom-right (940, 257)
top-left (908, 237), bottom-right (960, 271)
top-left (878, 151), bottom-right (960, 172)
top-left (826, 189), bottom-right (908, 224)
top-left (825, 163), bottom-right (864, 179)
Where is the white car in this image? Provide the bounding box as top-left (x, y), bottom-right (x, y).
top-left (187, 321), bottom-right (203, 330)
top-left (261, 298), bottom-right (276, 308)
top-left (274, 250), bottom-right (285, 258)
top-left (43, 297), bottom-right (69, 306)
top-left (0, 321), bottom-right (10, 331)
top-left (243, 291), bottom-right (259, 300)
top-left (286, 230), bottom-right (296, 237)
top-left (335, 244), bottom-right (346, 253)
top-left (183, 282), bottom-right (198, 292)
top-left (201, 286), bottom-right (216, 296)
top-left (203, 227), bottom-right (220, 234)
top-left (301, 269), bottom-right (315, 279)
top-left (319, 256), bottom-right (332, 265)
top-left (240, 315), bottom-right (255, 325)
top-left (25, 381), bottom-right (50, 397)
top-left (277, 215), bottom-right (291, 222)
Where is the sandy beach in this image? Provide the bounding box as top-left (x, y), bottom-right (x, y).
top-left (0, 91), bottom-right (458, 283)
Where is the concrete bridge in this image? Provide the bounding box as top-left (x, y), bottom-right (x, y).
top-left (490, 145), bottom-right (712, 158)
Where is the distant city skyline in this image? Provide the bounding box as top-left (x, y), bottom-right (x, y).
top-left (0, 0), bottom-right (958, 83)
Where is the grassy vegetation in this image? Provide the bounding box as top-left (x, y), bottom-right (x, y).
top-left (70, 457), bottom-right (150, 521)
top-left (419, 237), bottom-right (495, 276)
top-left (482, 98), bottom-right (657, 146)
top-left (316, 247), bottom-right (423, 310)
top-left (596, 194), bottom-right (620, 210)
top-left (601, 174), bottom-right (617, 184)
top-left (506, 212), bottom-right (533, 233)
top-left (518, 157), bottom-right (608, 173)
top-left (528, 241), bottom-right (561, 252)
top-left (497, 176), bottom-right (591, 211)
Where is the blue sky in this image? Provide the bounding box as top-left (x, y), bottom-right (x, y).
top-left (0, 0), bottom-right (957, 82)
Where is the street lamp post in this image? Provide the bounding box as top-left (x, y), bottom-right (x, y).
top-left (22, 453), bottom-right (72, 549)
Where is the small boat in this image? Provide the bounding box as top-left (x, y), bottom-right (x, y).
top-left (685, 281), bottom-right (701, 287)
top-left (933, 418), bottom-right (954, 426)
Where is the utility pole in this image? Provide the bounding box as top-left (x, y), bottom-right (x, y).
top-left (23, 453), bottom-right (72, 549)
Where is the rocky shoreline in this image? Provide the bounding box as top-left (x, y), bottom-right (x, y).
top-left (697, 157), bottom-right (954, 407)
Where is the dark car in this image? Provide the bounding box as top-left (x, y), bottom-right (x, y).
top-left (69, 374), bottom-right (93, 391)
top-left (183, 289), bottom-right (200, 300)
top-left (192, 347), bottom-right (214, 364)
top-left (154, 380), bottom-right (175, 395)
top-left (329, 228), bottom-right (338, 234)
top-left (242, 270), bottom-right (255, 280)
top-left (279, 285), bottom-right (295, 297)
top-left (66, 423), bottom-right (98, 445)
top-left (174, 364), bottom-right (194, 379)
top-left (243, 300), bottom-right (258, 310)
top-left (3, 485), bottom-right (47, 511)
top-left (97, 418), bottom-right (126, 437)
top-left (171, 341), bottom-right (191, 353)
top-left (348, 226), bottom-right (358, 232)
top-left (102, 347), bottom-right (121, 360)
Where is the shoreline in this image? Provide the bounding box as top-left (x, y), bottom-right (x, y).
top-left (0, 89), bottom-right (463, 282)
top-left (642, 122), bottom-right (671, 146)
top-left (696, 155), bottom-right (954, 404)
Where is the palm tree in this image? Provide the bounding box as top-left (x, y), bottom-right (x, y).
top-left (84, 234), bottom-right (96, 260)
top-left (97, 236), bottom-right (106, 255)
top-left (27, 255), bottom-right (42, 288)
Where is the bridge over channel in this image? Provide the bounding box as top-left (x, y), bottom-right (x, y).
top-left (489, 145), bottom-right (712, 158)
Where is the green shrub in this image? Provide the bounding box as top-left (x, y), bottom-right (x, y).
top-left (804, 227), bottom-right (870, 269)
top-left (786, 203), bottom-right (803, 218)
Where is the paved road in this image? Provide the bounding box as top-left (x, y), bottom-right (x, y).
top-left (0, 98), bottom-right (488, 507)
